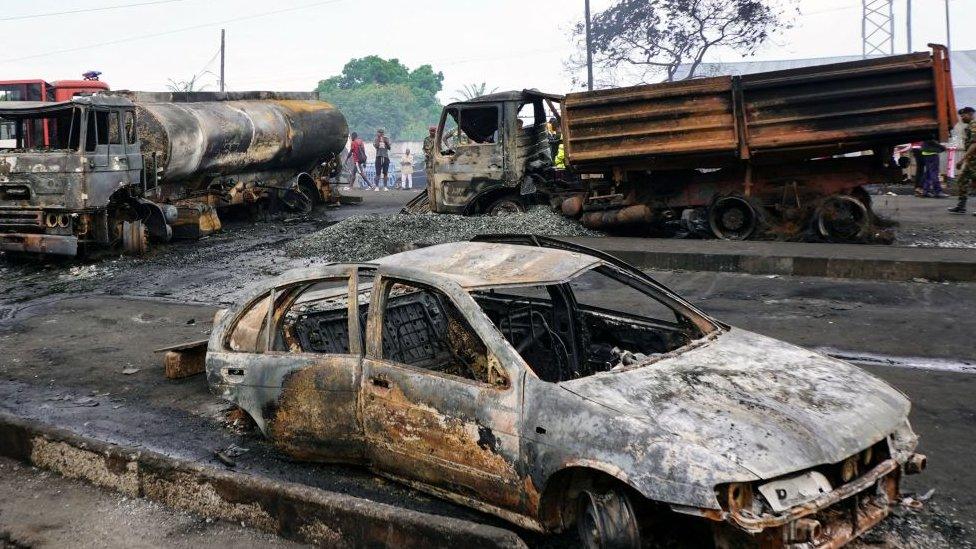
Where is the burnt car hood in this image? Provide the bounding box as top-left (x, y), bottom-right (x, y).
top-left (559, 328), bottom-right (909, 480)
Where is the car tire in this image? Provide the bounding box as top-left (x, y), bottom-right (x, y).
top-left (576, 488), bottom-right (641, 549)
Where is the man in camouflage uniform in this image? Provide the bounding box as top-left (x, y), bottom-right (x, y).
top-left (423, 126), bottom-right (437, 186)
top-left (949, 106), bottom-right (976, 215)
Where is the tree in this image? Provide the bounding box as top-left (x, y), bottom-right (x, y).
top-left (570, 0), bottom-right (797, 85)
top-left (316, 56), bottom-right (445, 141)
top-left (451, 83), bottom-right (498, 103)
top-left (166, 75), bottom-right (206, 92)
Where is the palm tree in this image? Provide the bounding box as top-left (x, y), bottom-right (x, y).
top-left (451, 83), bottom-right (498, 102)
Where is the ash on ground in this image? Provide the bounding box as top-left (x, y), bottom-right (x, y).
top-left (851, 499), bottom-right (974, 549)
top-left (286, 208), bottom-right (603, 262)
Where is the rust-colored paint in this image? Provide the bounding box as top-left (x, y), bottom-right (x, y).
top-left (564, 47), bottom-right (956, 172)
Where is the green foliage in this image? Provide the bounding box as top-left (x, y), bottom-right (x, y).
top-left (451, 83), bottom-right (498, 103)
top-left (316, 56), bottom-right (444, 141)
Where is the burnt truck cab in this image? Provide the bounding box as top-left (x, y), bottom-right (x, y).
top-left (0, 96), bottom-right (145, 256)
top-left (429, 90), bottom-right (571, 216)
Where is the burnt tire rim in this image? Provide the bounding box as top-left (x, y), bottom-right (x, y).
top-left (709, 196), bottom-right (758, 240)
top-left (122, 220), bottom-right (148, 256)
top-left (576, 489), bottom-right (641, 549)
top-left (817, 195), bottom-right (869, 242)
top-left (487, 198), bottom-right (525, 217)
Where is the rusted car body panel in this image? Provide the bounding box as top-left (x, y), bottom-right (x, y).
top-left (563, 49), bottom-right (956, 171)
top-left (206, 239), bottom-right (923, 546)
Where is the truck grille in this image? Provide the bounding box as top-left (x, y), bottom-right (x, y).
top-left (0, 210), bottom-right (43, 229)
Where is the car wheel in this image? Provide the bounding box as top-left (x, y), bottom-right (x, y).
top-left (485, 195), bottom-right (525, 216)
top-left (576, 488), bottom-right (641, 549)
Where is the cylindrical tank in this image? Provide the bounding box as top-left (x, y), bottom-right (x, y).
top-left (135, 99), bottom-right (348, 185)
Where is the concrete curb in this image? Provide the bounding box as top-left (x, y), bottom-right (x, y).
top-left (0, 413), bottom-right (526, 549)
top-left (565, 238), bottom-right (976, 282)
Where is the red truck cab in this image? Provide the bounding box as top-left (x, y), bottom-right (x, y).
top-left (0, 77), bottom-right (110, 148)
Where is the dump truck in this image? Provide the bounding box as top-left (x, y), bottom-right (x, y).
top-left (410, 46), bottom-right (957, 242)
top-left (0, 91), bottom-right (348, 256)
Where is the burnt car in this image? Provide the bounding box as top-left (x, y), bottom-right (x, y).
top-left (206, 236), bottom-right (926, 548)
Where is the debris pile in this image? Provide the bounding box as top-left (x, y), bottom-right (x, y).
top-left (285, 208), bottom-right (603, 262)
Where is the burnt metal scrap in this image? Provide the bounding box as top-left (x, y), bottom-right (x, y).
top-left (205, 236), bottom-right (926, 548)
top-left (416, 46), bottom-right (957, 244)
top-left (0, 91), bottom-right (348, 257)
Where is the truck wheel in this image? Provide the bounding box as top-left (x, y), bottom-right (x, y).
top-left (576, 488), bottom-right (641, 549)
top-left (816, 195), bottom-right (869, 242)
top-left (485, 195), bottom-right (525, 216)
top-left (122, 220), bottom-right (148, 256)
top-left (708, 196), bottom-right (758, 240)
top-left (281, 186), bottom-right (313, 215)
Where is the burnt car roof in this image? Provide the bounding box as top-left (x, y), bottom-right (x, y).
top-left (375, 242), bottom-right (601, 289)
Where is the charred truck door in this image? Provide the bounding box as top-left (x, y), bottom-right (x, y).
top-left (431, 102), bottom-right (505, 214)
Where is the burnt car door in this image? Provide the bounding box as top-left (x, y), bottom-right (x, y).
top-left (207, 266), bottom-right (368, 462)
top-left (360, 274), bottom-right (528, 512)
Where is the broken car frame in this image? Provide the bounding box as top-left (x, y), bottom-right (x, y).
top-left (0, 92), bottom-right (348, 257)
top-left (206, 236), bottom-right (926, 548)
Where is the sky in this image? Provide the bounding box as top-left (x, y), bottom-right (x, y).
top-left (1, 0), bottom-right (973, 102)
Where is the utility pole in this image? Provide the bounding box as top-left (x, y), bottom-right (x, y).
top-left (945, 0), bottom-right (952, 51)
top-left (906, 0), bottom-right (912, 52)
top-left (584, 0), bottom-right (594, 91)
top-left (219, 28), bottom-right (226, 92)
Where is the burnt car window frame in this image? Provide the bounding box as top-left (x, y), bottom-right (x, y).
top-left (222, 269), bottom-right (366, 358)
top-left (469, 263), bottom-right (718, 383)
top-left (366, 274), bottom-right (515, 390)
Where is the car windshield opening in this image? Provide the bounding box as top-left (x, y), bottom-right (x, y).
top-left (470, 265), bottom-right (709, 383)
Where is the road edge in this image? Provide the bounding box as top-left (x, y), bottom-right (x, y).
top-left (0, 412), bottom-right (527, 549)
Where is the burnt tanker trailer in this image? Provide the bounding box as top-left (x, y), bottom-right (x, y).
top-left (0, 91), bottom-right (348, 256)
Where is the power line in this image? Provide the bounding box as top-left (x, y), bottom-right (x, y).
top-left (2, 0), bottom-right (346, 64)
top-left (0, 0), bottom-right (188, 22)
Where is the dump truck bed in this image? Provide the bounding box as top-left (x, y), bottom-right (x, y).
top-left (563, 48), bottom-right (956, 171)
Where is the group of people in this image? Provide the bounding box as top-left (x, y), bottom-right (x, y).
top-left (343, 128), bottom-right (419, 191)
top-left (900, 106), bottom-right (976, 216)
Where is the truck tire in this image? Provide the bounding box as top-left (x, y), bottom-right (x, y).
top-left (485, 195), bottom-right (526, 216)
top-left (122, 220), bottom-right (148, 256)
top-left (708, 196), bottom-right (758, 240)
top-left (816, 195), bottom-right (870, 242)
top-left (576, 488), bottom-right (641, 549)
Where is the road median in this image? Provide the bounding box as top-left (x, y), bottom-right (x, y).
top-left (567, 237), bottom-right (976, 282)
top-left (0, 413), bottom-right (526, 549)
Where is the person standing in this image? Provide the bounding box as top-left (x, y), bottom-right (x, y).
top-left (910, 142), bottom-right (925, 197)
top-left (344, 132), bottom-right (367, 190)
top-left (949, 107), bottom-right (976, 215)
top-left (373, 128), bottom-right (391, 192)
top-left (423, 126), bottom-right (437, 186)
top-left (546, 116), bottom-right (562, 161)
top-left (400, 148), bottom-right (414, 190)
top-left (920, 140), bottom-right (947, 198)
